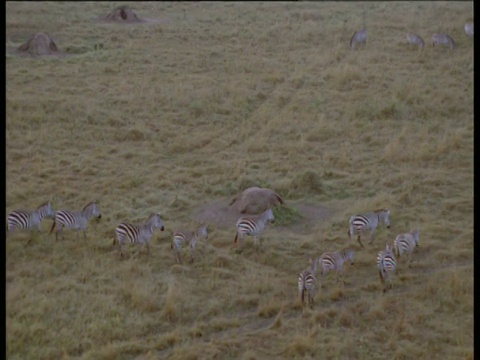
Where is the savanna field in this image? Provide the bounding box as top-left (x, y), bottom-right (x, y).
top-left (6, 2), bottom-right (473, 359)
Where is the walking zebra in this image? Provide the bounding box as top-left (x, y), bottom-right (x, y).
top-left (406, 33), bottom-right (425, 50)
top-left (350, 29), bottom-right (367, 50)
top-left (298, 257), bottom-right (319, 306)
top-left (7, 201), bottom-right (55, 245)
top-left (114, 213), bottom-right (165, 256)
top-left (50, 201), bottom-right (101, 241)
top-left (348, 209), bottom-right (390, 247)
top-left (171, 224), bottom-right (208, 264)
top-left (377, 243), bottom-right (397, 293)
top-left (432, 33), bottom-right (455, 49)
top-left (394, 229), bottom-right (420, 268)
top-left (319, 248), bottom-right (355, 286)
top-left (234, 208), bottom-right (274, 248)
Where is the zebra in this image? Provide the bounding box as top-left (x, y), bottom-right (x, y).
top-left (50, 201), bottom-right (101, 241)
top-left (298, 257), bottom-right (319, 306)
top-left (233, 208), bottom-right (274, 248)
top-left (350, 29), bottom-right (367, 50)
top-left (464, 22), bottom-right (474, 37)
top-left (394, 229), bottom-right (420, 268)
top-left (406, 33), bottom-right (425, 50)
top-left (7, 201), bottom-right (55, 245)
top-left (348, 209), bottom-right (390, 247)
top-left (432, 33), bottom-right (455, 50)
top-left (171, 224), bottom-right (208, 264)
top-left (318, 248), bottom-right (355, 286)
top-left (377, 243), bottom-right (397, 293)
top-left (113, 213), bottom-right (165, 256)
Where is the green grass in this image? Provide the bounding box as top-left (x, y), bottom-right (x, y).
top-left (6, 2), bottom-right (473, 359)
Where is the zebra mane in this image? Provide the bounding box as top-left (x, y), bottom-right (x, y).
top-left (82, 201), bottom-right (97, 211)
top-left (37, 201), bottom-right (51, 209)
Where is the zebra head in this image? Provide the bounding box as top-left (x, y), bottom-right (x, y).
top-left (308, 257), bottom-right (319, 275)
top-left (84, 201), bottom-right (102, 219)
top-left (379, 210), bottom-right (390, 228)
top-left (39, 201), bottom-right (55, 219)
top-left (150, 213), bottom-right (165, 231)
top-left (263, 208), bottom-right (275, 224)
top-left (197, 224), bottom-right (208, 240)
top-left (345, 249), bottom-right (355, 265)
top-left (411, 228), bottom-right (420, 247)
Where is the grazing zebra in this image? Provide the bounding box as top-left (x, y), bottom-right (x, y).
top-left (114, 213), bottom-right (165, 256)
top-left (348, 209), bottom-right (390, 247)
top-left (464, 22), bottom-right (474, 37)
top-left (298, 257), bottom-right (319, 306)
top-left (350, 29), bottom-right (367, 50)
top-left (432, 33), bottom-right (455, 49)
top-left (377, 243), bottom-right (397, 293)
top-left (319, 248), bottom-right (355, 286)
top-left (171, 224), bottom-right (208, 264)
top-left (406, 33), bottom-right (425, 49)
top-left (7, 201), bottom-right (55, 245)
top-left (234, 208), bottom-right (274, 247)
top-left (50, 201), bottom-right (101, 241)
top-left (394, 229), bottom-right (420, 268)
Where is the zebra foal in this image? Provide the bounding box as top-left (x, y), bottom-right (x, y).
top-left (171, 224), bottom-right (208, 264)
top-left (234, 208), bottom-right (274, 248)
top-left (319, 248), bottom-right (354, 286)
top-left (7, 201), bottom-right (55, 245)
top-left (348, 209), bottom-right (390, 247)
top-left (50, 201), bottom-right (101, 241)
top-left (394, 229), bottom-right (420, 268)
top-left (114, 213), bottom-right (165, 256)
top-left (377, 243), bottom-right (397, 293)
top-left (298, 257), bottom-right (319, 307)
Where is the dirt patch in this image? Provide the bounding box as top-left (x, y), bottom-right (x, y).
top-left (15, 33), bottom-right (68, 58)
top-left (192, 200), bottom-right (336, 232)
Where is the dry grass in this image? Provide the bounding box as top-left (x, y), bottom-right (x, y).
top-left (6, 2), bottom-right (473, 359)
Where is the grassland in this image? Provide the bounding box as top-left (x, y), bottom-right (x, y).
top-left (6, 2), bottom-right (473, 359)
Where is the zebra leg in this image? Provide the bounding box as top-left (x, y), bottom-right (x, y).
top-left (357, 234), bottom-right (364, 247)
top-left (368, 230), bottom-right (375, 244)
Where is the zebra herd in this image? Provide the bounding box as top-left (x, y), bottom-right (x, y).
top-left (350, 21), bottom-right (473, 50)
top-left (7, 201), bottom-right (169, 259)
top-left (6, 201), bottom-right (421, 305)
top-left (298, 209), bottom-right (422, 306)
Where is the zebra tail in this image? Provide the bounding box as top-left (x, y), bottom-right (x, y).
top-left (378, 269), bottom-right (385, 284)
top-left (49, 221), bottom-right (56, 234)
top-left (301, 287), bottom-right (305, 304)
top-left (234, 232), bottom-right (238, 244)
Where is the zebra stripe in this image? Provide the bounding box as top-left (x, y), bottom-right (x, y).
top-left (171, 225), bottom-right (208, 264)
top-left (394, 229), bottom-right (420, 268)
top-left (348, 209), bottom-right (390, 247)
top-left (114, 213), bottom-right (165, 255)
top-left (50, 201), bottom-right (101, 241)
top-left (377, 243), bottom-right (397, 293)
top-left (298, 257), bottom-right (319, 306)
top-left (7, 201), bottom-right (55, 244)
top-left (319, 248), bottom-right (355, 285)
top-left (234, 208), bottom-right (275, 247)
